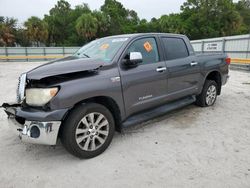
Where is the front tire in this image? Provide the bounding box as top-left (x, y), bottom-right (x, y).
top-left (61, 103), bottom-right (115, 159)
top-left (196, 80), bottom-right (218, 107)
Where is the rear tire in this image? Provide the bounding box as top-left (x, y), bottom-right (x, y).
top-left (61, 103), bottom-right (115, 159)
top-left (196, 80), bottom-right (218, 107)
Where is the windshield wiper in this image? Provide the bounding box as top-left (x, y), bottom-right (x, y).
top-left (75, 53), bottom-right (90, 58)
top-left (82, 53), bottom-right (90, 58)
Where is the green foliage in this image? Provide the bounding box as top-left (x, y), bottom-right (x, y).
top-left (76, 13), bottom-right (98, 41)
top-left (1, 0), bottom-right (250, 47)
top-left (0, 17), bottom-right (17, 46)
top-left (101, 0), bottom-right (128, 35)
top-left (24, 16), bottom-right (48, 46)
top-left (180, 0), bottom-right (242, 39)
top-left (44, 0), bottom-right (72, 46)
top-left (15, 28), bottom-right (30, 47)
top-left (92, 10), bottom-right (110, 38)
top-left (235, 0), bottom-right (250, 33)
top-left (159, 14), bottom-right (183, 33)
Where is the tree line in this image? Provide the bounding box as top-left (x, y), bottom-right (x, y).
top-left (0, 0), bottom-right (250, 47)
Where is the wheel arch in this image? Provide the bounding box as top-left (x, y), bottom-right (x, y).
top-left (204, 70), bottom-right (222, 95)
top-left (63, 96), bottom-right (122, 132)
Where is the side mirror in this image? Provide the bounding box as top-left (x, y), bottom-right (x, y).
top-left (123, 52), bottom-right (143, 67)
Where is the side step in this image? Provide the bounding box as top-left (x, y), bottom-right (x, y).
top-left (122, 96), bottom-right (196, 128)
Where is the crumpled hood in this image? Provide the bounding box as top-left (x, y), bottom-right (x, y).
top-left (27, 56), bottom-right (104, 80)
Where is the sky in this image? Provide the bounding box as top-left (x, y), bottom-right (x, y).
top-left (0, 0), bottom-right (187, 25)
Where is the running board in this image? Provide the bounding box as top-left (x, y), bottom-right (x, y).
top-left (122, 96), bottom-right (196, 128)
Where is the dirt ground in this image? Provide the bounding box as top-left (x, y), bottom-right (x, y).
top-left (0, 62), bottom-right (250, 188)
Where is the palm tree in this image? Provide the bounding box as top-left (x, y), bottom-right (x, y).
top-left (75, 13), bottom-right (98, 41)
top-left (24, 16), bottom-right (48, 46)
top-left (0, 17), bottom-right (17, 46)
top-left (92, 11), bottom-right (110, 37)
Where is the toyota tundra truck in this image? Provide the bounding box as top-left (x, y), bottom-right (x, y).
top-left (2, 33), bottom-right (230, 158)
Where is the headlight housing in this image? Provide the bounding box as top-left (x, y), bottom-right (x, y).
top-left (25, 87), bottom-right (59, 106)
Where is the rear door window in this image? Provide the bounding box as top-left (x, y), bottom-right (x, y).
top-left (162, 37), bottom-right (189, 60)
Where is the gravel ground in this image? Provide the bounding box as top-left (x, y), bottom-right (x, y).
top-left (0, 62), bottom-right (250, 188)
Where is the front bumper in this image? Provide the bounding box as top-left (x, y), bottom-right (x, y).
top-left (3, 103), bottom-right (68, 145)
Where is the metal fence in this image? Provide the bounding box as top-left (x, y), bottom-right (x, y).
top-left (0, 47), bottom-right (80, 61)
top-left (191, 34), bottom-right (250, 59)
top-left (0, 34), bottom-right (250, 63)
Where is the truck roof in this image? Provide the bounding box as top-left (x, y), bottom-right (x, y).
top-left (105, 33), bottom-right (187, 39)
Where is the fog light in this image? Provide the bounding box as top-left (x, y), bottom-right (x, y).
top-left (30, 125), bottom-right (40, 138)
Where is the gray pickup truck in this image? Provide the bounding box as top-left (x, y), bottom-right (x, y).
top-left (2, 33), bottom-right (230, 158)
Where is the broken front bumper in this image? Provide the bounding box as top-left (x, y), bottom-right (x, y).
top-left (3, 103), bottom-right (68, 145)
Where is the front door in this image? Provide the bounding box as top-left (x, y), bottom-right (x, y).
top-left (119, 37), bottom-right (168, 117)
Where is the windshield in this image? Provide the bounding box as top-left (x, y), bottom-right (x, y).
top-left (73, 37), bottom-right (128, 63)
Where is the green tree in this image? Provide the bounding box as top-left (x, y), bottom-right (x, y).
top-left (24, 16), bottom-right (48, 46)
top-left (122, 10), bottom-right (140, 33)
top-left (148, 17), bottom-right (160, 32)
top-left (44, 0), bottom-right (72, 46)
top-left (235, 0), bottom-right (250, 33)
top-left (92, 11), bottom-right (110, 38)
top-left (159, 14), bottom-right (183, 33)
top-left (180, 0), bottom-right (242, 39)
top-left (15, 28), bottom-right (30, 46)
top-left (136, 19), bottom-right (150, 33)
top-left (101, 0), bottom-right (128, 35)
top-left (67, 3), bottom-right (92, 45)
top-left (2, 0), bottom-right (249, 47)
top-left (73, 3), bottom-right (91, 16)
top-left (76, 13), bottom-right (98, 41)
top-left (0, 17), bottom-right (17, 46)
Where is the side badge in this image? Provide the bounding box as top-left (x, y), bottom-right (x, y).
top-left (111, 77), bottom-right (120, 83)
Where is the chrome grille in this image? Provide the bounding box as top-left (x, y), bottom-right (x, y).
top-left (17, 73), bottom-right (27, 103)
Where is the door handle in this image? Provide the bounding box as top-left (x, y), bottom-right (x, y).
top-left (156, 67), bottom-right (167, 72)
top-left (190, 62), bottom-right (198, 66)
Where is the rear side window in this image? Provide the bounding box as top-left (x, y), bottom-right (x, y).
top-left (162, 37), bottom-right (189, 60)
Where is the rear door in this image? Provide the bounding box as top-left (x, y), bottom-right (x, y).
top-left (119, 37), bottom-right (168, 117)
top-left (161, 37), bottom-right (201, 100)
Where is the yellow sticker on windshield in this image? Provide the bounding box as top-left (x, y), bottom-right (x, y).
top-left (100, 43), bottom-right (109, 50)
top-left (144, 42), bottom-right (153, 52)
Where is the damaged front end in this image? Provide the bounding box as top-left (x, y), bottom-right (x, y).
top-left (2, 58), bottom-right (104, 145)
top-left (3, 102), bottom-right (63, 145)
top-left (2, 73), bottom-right (63, 145)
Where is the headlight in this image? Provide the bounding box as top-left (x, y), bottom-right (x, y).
top-left (25, 87), bottom-right (59, 106)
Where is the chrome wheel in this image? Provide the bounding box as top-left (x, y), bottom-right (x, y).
top-left (75, 112), bottom-right (109, 151)
top-left (206, 85), bottom-right (217, 105)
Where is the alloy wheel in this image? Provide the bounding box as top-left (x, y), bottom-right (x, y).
top-left (206, 85), bottom-right (217, 106)
top-left (75, 112), bottom-right (109, 151)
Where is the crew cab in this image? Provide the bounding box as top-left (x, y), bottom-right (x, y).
top-left (2, 33), bottom-right (230, 158)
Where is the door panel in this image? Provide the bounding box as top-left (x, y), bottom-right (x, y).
top-left (120, 61), bottom-right (167, 117)
top-left (161, 37), bottom-right (201, 100)
top-left (119, 37), bottom-right (168, 117)
top-left (166, 56), bottom-right (201, 100)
